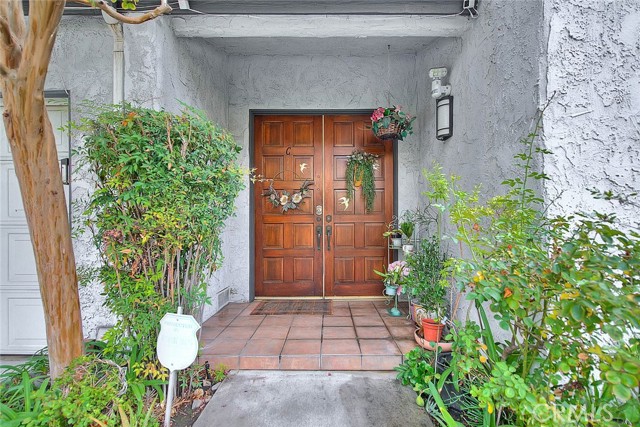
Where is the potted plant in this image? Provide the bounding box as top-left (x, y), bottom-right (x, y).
top-left (383, 227), bottom-right (403, 249)
top-left (345, 150), bottom-right (378, 213)
top-left (404, 236), bottom-right (448, 329)
top-left (370, 105), bottom-right (416, 141)
top-left (374, 260), bottom-right (410, 295)
top-left (399, 221), bottom-right (415, 253)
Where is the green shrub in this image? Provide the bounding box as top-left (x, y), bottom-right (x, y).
top-left (73, 103), bottom-right (244, 375)
top-left (416, 111), bottom-right (640, 426)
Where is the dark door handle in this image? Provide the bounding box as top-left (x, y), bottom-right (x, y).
top-left (316, 226), bottom-right (322, 251)
top-left (326, 225), bottom-right (332, 251)
top-left (60, 158), bottom-right (70, 185)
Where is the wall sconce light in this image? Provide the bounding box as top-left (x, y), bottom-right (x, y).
top-left (429, 67), bottom-right (453, 141)
top-left (435, 96), bottom-right (453, 141)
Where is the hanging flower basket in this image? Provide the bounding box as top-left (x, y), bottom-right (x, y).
top-left (371, 106), bottom-right (415, 141)
top-left (375, 121), bottom-right (402, 140)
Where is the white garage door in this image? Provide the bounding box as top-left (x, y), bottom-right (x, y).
top-left (0, 96), bottom-right (71, 354)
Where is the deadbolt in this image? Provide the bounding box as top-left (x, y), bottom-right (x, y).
top-left (326, 215), bottom-right (332, 223)
top-left (316, 205), bottom-right (323, 216)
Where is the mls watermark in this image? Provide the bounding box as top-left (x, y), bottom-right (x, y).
top-left (529, 402), bottom-right (621, 425)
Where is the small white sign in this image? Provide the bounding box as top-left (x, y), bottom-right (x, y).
top-left (157, 313), bottom-right (201, 371)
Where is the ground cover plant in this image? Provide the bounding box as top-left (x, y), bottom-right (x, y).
top-left (0, 343), bottom-right (228, 426)
top-left (397, 113), bottom-right (640, 426)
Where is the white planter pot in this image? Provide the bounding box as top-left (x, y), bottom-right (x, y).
top-left (402, 244), bottom-right (414, 254)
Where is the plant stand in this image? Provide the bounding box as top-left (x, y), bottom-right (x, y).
top-left (384, 286), bottom-right (403, 317)
top-left (388, 294), bottom-right (402, 317)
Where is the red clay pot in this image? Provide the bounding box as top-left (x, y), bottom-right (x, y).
top-left (421, 318), bottom-right (444, 343)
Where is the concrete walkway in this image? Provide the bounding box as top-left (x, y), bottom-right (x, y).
top-left (194, 370), bottom-right (433, 427)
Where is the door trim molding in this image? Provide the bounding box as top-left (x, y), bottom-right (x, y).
top-left (248, 109), bottom-right (398, 301)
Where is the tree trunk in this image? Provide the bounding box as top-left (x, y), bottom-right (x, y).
top-left (1, 0), bottom-right (83, 379)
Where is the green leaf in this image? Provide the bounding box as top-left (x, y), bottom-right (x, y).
top-left (570, 304), bottom-right (585, 322)
top-left (605, 370), bottom-right (621, 385)
top-left (613, 383), bottom-right (632, 401)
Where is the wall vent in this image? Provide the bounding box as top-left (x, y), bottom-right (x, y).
top-left (217, 287), bottom-right (230, 311)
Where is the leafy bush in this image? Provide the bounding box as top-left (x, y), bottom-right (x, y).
top-left (73, 103), bottom-right (244, 371)
top-left (414, 111), bottom-right (640, 426)
top-left (38, 356), bottom-right (128, 427)
top-left (1, 347), bottom-right (161, 427)
top-left (0, 355), bottom-right (50, 425)
top-left (404, 235), bottom-right (448, 317)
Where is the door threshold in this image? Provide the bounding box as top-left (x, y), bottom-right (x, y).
top-left (253, 296), bottom-right (387, 300)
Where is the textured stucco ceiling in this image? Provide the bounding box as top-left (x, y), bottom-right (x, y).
top-left (202, 36), bottom-right (438, 56)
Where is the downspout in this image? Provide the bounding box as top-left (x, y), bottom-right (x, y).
top-left (102, 11), bottom-right (125, 104)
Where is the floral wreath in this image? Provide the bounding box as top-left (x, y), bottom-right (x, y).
top-left (251, 167), bottom-right (313, 213)
top-left (263, 180), bottom-right (312, 212)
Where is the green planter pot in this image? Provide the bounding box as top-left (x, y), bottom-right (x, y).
top-left (384, 284), bottom-right (398, 296)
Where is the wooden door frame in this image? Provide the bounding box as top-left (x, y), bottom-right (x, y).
top-left (249, 109), bottom-right (398, 301)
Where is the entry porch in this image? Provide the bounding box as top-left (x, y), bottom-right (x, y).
top-left (198, 300), bottom-right (417, 371)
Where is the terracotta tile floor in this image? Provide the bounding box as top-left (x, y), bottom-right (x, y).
top-left (198, 300), bottom-right (419, 370)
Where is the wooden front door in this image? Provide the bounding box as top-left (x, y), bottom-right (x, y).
top-left (254, 114), bottom-right (393, 297)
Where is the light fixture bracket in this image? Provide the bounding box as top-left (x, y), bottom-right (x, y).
top-left (429, 67), bottom-right (451, 99)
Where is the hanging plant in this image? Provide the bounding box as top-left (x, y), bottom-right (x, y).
top-left (345, 150), bottom-right (379, 213)
top-left (371, 105), bottom-right (415, 141)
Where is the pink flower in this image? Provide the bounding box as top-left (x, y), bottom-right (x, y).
top-left (371, 108), bottom-right (385, 122)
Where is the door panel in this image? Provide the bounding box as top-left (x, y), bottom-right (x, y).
top-left (324, 115), bottom-right (393, 296)
top-left (254, 116), bottom-right (324, 296)
top-left (254, 113), bottom-right (393, 297)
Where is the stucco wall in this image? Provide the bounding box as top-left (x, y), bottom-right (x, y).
top-left (417, 0), bottom-right (543, 200)
top-left (415, 0), bottom-right (544, 328)
top-left (542, 0), bottom-right (640, 226)
top-left (220, 53), bottom-right (422, 304)
top-left (124, 19), bottom-right (229, 126)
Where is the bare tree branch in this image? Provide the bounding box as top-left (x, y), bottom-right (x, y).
top-left (0, 15), bottom-right (22, 65)
top-left (70, 0), bottom-right (172, 25)
top-left (0, 0), bottom-right (25, 41)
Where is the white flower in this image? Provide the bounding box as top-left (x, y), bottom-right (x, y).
top-left (280, 194), bottom-right (289, 205)
top-left (292, 193), bottom-right (303, 204)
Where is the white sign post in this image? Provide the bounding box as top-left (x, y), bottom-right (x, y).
top-left (157, 307), bottom-right (200, 427)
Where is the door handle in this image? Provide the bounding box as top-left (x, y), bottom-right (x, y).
top-left (326, 225), bottom-right (332, 251)
top-left (316, 226), bottom-right (322, 251)
top-left (60, 158), bottom-right (70, 185)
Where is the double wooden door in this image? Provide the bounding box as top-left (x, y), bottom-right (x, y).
top-left (254, 114), bottom-right (393, 297)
